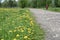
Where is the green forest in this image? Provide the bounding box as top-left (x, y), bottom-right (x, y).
top-left (0, 0), bottom-right (60, 8)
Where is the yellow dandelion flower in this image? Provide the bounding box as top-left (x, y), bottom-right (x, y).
top-left (14, 30), bottom-right (16, 32)
top-left (13, 38), bottom-right (16, 40)
top-left (30, 21), bottom-right (33, 23)
top-left (9, 30), bottom-right (12, 33)
top-left (15, 27), bottom-right (19, 29)
top-left (28, 28), bottom-right (31, 30)
top-left (19, 26), bottom-right (21, 27)
top-left (30, 18), bottom-right (33, 20)
top-left (30, 22), bottom-right (34, 26)
top-left (24, 36), bottom-right (28, 39)
top-left (28, 38), bottom-right (30, 39)
top-left (16, 34), bottom-right (20, 37)
top-left (18, 29), bottom-right (20, 31)
top-left (26, 15), bottom-right (29, 17)
top-left (32, 23), bottom-right (34, 25)
top-left (28, 31), bottom-right (31, 33)
top-left (21, 29), bottom-right (24, 32)
top-left (1, 39), bottom-right (4, 40)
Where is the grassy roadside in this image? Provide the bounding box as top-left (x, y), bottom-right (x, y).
top-left (48, 7), bottom-right (60, 12)
top-left (0, 8), bottom-right (45, 40)
top-left (42, 7), bottom-right (60, 12)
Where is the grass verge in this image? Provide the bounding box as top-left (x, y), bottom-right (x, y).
top-left (42, 7), bottom-right (60, 12)
top-left (48, 7), bottom-right (60, 12)
top-left (0, 8), bottom-right (45, 40)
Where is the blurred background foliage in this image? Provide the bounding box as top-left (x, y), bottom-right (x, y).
top-left (0, 0), bottom-right (60, 8)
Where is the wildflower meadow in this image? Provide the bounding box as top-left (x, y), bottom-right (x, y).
top-left (0, 8), bottom-right (44, 40)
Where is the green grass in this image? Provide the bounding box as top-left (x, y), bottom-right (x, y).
top-left (0, 8), bottom-right (45, 40)
top-left (42, 7), bottom-right (60, 12)
top-left (48, 7), bottom-right (60, 12)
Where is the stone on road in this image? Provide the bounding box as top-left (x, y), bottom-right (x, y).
top-left (30, 9), bottom-right (60, 40)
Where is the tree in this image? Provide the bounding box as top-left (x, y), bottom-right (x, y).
top-left (55, 0), bottom-right (60, 7)
top-left (8, 0), bottom-right (14, 7)
top-left (52, 0), bottom-right (55, 7)
top-left (2, 0), bottom-right (17, 7)
top-left (18, 0), bottom-right (28, 8)
top-left (31, 0), bottom-right (37, 8)
top-left (2, 0), bottom-right (8, 7)
top-left (13, 0), bottom-right (17, 7)
top-left (40, 0), bottom-right (46, 7)
top-left (0, 0), bottom-right (2, 7)
top-left (58, 0), bottom-right (60, 7)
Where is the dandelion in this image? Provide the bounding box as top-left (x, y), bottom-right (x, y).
top-left (30, 18), bottom-right (33, 20)
top-left (27, 28), bottom-right (31, 33)
top-left (14, 30), bottom-right (16, 32)
top-left (1, 39), bottom-right (4, 40)
top-left (24, 36), bottom-right (28, 39)
top-left (30, 21), bottom-right (33, 23)
top-left (20, 28), bottom-right (24, 32)
top-left (18, 29), bottom-right (20, 31)
top-left (9, 30), bottom-right (12, 33)
top-left (16, 34), bottom-right (20, 37)
top-left (21, 29), bottom-right (24, 32)
top-left (19, 26), bottom-right (21, 27)
top-left (28, 38), bottom-right (30, 40)
top-left (26, 15), bottom-right (29, 17)
top-left (28, 31), bottom-right (31, 33)
top-left (15, 27), bottom-right (18, 29)
top-left (30, 21), bottom-right (34, 25)
top-left (28, 28), bottom-right (31, 30)
top-left (13, 38), bottom-right (16, 40)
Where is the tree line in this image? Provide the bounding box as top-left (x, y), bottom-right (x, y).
top-left (0, 0), bottom-right (60, 8)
